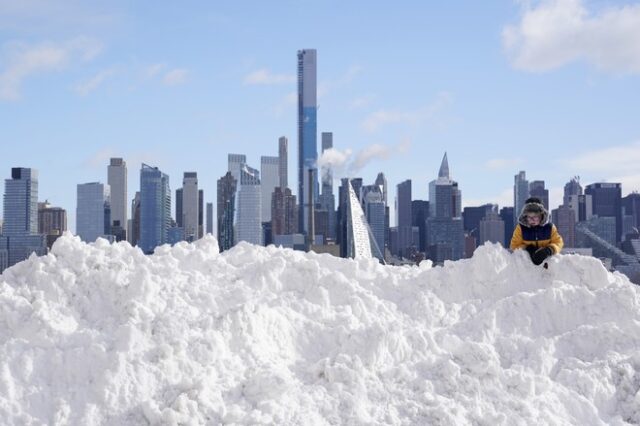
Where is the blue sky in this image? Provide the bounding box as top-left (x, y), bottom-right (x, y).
top-left (2, 0), bottom-right (640, 232)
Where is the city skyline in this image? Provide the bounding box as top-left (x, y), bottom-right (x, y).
top-left (2, 1), bottom-right (640, 232)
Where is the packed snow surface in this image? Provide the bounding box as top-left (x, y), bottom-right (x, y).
top-left (1, 235), bottom-right (640, 425)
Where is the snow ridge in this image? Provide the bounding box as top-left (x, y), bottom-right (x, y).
top-left (1, 234), bottom-right (639, 425)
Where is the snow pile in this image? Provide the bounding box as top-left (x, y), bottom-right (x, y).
top-left (1, 234), bottom-right (640, 425)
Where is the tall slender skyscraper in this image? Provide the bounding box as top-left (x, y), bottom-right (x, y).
top-left (279, 137), bottom-right (288, 189)
top-left (396, 179), bottom-right (413, 257)
top-left (76, 182), bottom-right (111, 243)
top-left (182, 172), bottom-right (199, 242)
top-left (514, 171), bottom-right (529, 225)
top-left (297, 49), bottom-right (318, 234)
top-left (217, 172), bottom-right (237, 252)
top-left (108, 158), bottom-right (127, 241)
top-left (139, 164), bottom-right (171, 254)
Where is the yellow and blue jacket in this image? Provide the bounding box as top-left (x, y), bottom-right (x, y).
top-left (510, 212), bottom-right (564, 254)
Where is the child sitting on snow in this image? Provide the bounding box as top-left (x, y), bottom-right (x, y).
top-left (510, 197), bottom-right (564, 266)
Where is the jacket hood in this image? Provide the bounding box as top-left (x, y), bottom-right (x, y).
top-left (518, 200), bottom-right (549, 227)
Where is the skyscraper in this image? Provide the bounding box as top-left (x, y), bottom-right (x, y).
top-left (514, 171), bottom-right (529, 225)
top-left (297, 49), bottom-right (318, 234)
top-left (1, 168), bottom-right (47, 271)
top-left (261, 156), bottom-right (280, 222)
top-left (396, 179), bottom-right (413, 257)
top-left (38, 201), bottom-right (67, 248)
top-left (279, 137), bottom-right (288, 189)
top-left (564, 177), bottom-right (582, 206)
top-left (427, 154), bottom-right (464, 261)
top-left (585, 182), bottom-right (623, 243)
top-left (139, 164), bottom-right (171, 254)
top-left (363, 186), bottom-right (386, 257)
top-left (235, 165), bottom-right (262, 245)
top-left (479, 209), bottom-right (505, 246)
top-left (130, 191), bottom-right (141, 246)
top-left (622, 192), bottom-right (640, 229)
top-left (318, 132), bottom-right (336, 240)
top-left (553, 204), bottom-right (576, 248)
top-left (108, 158), bottom-right (127, 241)
top-left (76, 182), bottom-right (111, 243)
top-left (182, 172), bottom-right (199, 242)
top-left (3, 168), bottom-right (38, 236)
top-left (217, 172), bottom-right (237, 252)
top-left (272, 187), bottom-right (297, 236)
top-left (175, 188), bottom-right (183, 227)
top-left (529, 180), bottom-right (549, 211)
top-left (206, 202), bottom-right (213, 235)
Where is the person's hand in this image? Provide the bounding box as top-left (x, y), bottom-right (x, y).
top-left (532, 247), bottom-right (553, 265)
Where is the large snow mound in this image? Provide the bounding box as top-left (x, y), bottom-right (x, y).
top-left (1, 234), bottom-right (640, 425)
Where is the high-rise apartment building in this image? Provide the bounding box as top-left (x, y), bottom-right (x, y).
top-left (76, 182), bottom-right (111, 243)
top-left (514, 171), bottom-right (529, 225)
top-left (272, 187), bottom-right (298, 236)
top-left (297, 49), bottom-right (318, 234)
top-left (139, 164), bottom-right (171, 254)
top-left (38, 201), bottom-right (67, 248)
top-left (181, 172), bottom-right (199, 242)
top-left (108, 158), bottom-right (127, 241)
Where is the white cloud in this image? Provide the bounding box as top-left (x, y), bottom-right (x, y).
top-left (244, 68), bottom-right (295, 85)
top-left (162, 68), bottom-right (188, 86)
top-left (361, 92), bottom-right (452, 133)
top-left (144, 63), bottom-right (166, 79)
top-left (561, 140), bottom-right (640, 193)
top-left (0, 37), bottom-right (102, 100)
top-left (349, 95), bottom-right (376, 110)
top-left (485, 157), bottom-right (523, 171)
top-left (74, 68), bottom-right (115, 96)
top-left (564, 141), bottom-right (640, 175)
top-left (503, 0), bottom-right (640, 73)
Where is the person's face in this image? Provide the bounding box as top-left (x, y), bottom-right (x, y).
top-left (526, 214), bottom-right (541, 226)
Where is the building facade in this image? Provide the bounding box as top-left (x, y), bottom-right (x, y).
top-left (139, 164), bottom-right (171, 254)
top-left (107, 158), bottom-right (127, 241)
top-left (297, 48), bottom-right (318, 234)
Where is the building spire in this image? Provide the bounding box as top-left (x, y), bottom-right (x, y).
top-left (438, 152), bottom-right (449, 179)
